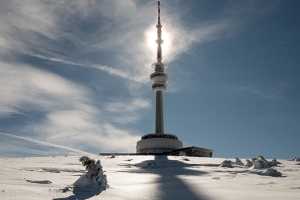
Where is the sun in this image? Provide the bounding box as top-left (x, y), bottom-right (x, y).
top-left (145, 25), bottom-right (172, 55)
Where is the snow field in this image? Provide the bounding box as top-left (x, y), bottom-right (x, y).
top-left (0, 155), bottom-right (299, 199)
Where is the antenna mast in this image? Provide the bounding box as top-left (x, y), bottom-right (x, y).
top-left (156, 0), bottom-right (163, 63)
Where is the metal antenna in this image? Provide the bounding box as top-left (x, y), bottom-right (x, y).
top-left (156, 0), bottom-right (164, 63)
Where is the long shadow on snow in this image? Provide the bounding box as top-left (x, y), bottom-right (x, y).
top-left (129, 156), bottom-right (211, 200)
top-left (53, 188), bottom-right (103, 200)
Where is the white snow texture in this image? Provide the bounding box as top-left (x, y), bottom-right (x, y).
top-left (0, 155), bottom-right (300, 200)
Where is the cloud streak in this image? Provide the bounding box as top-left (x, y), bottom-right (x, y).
top-left (0, 132), bottom-right (93, 156)
top-left (0, 61), bottom-right (141, 153)
top-left (226, 84), bottom-right (289, 99)
top-left (25, 52), bottom-right (148, 84)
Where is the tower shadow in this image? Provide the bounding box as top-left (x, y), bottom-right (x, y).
top-left (127, 156), bottom-right (211, 200)
top-left (53, 188), bottom-right (103, 200)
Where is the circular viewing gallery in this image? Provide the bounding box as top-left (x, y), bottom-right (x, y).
top-left (136, 133), bottom-right (183, 153)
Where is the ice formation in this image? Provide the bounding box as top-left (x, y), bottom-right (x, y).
top-left (234, 157), bottom-right (244, 165)
top-left (72, 156), bottom-right (109, 191)
top-left (245, 159), bottom-right (253, 167)
top-left (292, 157), bottom-right (300, 161)
top-left (251, 155), bottom-right (269, 169)
top-left (259, 168), bottom-right (282, 177)
top-left (220, 160), bottom-right (233, 168)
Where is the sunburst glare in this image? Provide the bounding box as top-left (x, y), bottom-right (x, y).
top-left (145, 25), bottom-right (173, 59)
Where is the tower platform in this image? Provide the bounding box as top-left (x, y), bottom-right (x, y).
top-left (136, 133), bottom-right (183, 154)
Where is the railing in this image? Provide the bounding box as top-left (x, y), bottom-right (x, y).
top-left (152, 83), bottom-right (165, 89)
top-left (150, 73), bottom-right (169, 79)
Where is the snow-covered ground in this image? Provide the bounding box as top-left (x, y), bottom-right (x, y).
top-left (0, 155), bottom-right (299, 200)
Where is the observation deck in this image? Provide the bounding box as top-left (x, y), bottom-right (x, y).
top-left (136, 133), bottom-right (183, 154)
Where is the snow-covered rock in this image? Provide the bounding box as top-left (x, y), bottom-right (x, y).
top-left (245, 159), bottom-right (253, 167)
top-left (234, 157), bottom-right (244, 165)
top-left (73, 156), bottom-right (108, 191)
top-left (259, 168), bottom-right (282, 177)
top-left (251, 155), bottom-right (269, 169)
top-left (257, 155), bottom-right (266, 161)
top-left (251, 157), bottom-right (257, 161)
top-left (269, 158), bottom-right (281, 166)
top-left (252, 160), bottom-right (268, 169)
top-left (292, 157), bottom-right (300, 161)
top-left (220, 160), bottom-right (233, 168)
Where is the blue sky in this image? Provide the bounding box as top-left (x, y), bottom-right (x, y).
top-left (0, 0), bottom-right (299, 159)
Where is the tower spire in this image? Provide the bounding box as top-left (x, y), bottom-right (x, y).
top-left (156, 0), bottom-right (163, 63)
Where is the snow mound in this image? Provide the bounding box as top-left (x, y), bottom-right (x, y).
top-left (136, 160), bottom-right (158, 168)
top-left (220, 160), bottom-right (233, 168)
top-left (72, 156), bottom-right (108, 191)
top-left (259, 168), bottom-right (282, 177)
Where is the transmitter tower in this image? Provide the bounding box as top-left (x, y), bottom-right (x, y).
top-left (136, 0), bottom-right (183, 153)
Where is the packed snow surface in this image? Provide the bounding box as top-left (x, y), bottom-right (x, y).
top-left (0, 155), bottom-right (300, 200)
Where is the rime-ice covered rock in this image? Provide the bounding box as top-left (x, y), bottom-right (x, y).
top-left (250, 155), bottom-right (281, 168)
top-left (251, 157), bottom-right (257, 161)
top-left (251, 160), bottom-right (265, 169)
top-left (259, 168), bottom-right (282, 177)
top-left (73, 156), bottom-right (108, 191)
top-left (256, 155), bottom-right (267, 161)
top-left (220, 160), bottom-right (233, 168)
top-left (234, 157), bottom-right (244, 165)
top-left (245, 159), bottom-right (253, 167)
top-left (251, 155), bottom-right (269, 169)
top-left (292, 157), bottom-right (300, 161)
top-left (269, 158), bottom-right (281, 166)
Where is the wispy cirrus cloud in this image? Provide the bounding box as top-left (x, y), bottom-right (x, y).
top-left (225, 84), bottom-right (289, 99)
top-left (25, 53), bottom-right (148, 84)
top-left (0, 1), bottom-right (154, 156)
top-left (1, 0), bottom-right (281, 90)
top-left (0, 61), bottom-right (141, 154)
top-left (105, 99), bottom-right (151, 124)
top-left (0, 0), bottom-right (282, 83)
top-left (0, 132), bottom-right (93, 156)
